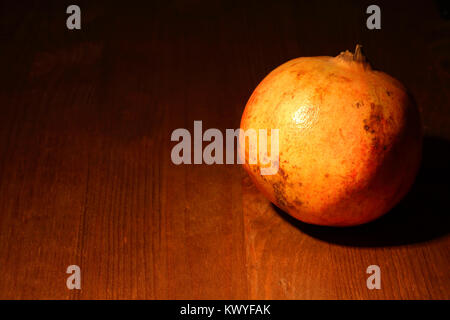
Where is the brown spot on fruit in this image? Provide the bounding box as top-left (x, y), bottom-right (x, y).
top-left (293, 199), bottom-right (303, 207)
top-left (273, 182), bottom-right (288, 207)
top-left (363, 123), bottom-right (375, 133)
top-left (371, 114), bottom-right (382, 122)
top-left (329, 73), bottom-right (351, 82)
top-left (314, 87), bottom-right (326, 102)
top-left (369, 103), bottom-right (384, 119)
top-left (279, 167), bottom-right (288, 179)
top-left (371, 137), bottom-right (380, 150)
top-left (296, 71), bottom-right (305, 79)
top-left (364, 105), bottom-right (384, 135)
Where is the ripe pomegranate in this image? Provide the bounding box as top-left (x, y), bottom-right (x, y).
top-left (240, 45), bottom-right (422, 226)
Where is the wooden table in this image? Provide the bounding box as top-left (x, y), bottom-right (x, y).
top-left (0, 0), bottom-right (448, 299)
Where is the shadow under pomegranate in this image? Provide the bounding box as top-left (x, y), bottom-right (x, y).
top-left (273, 136), bottom-right (450, 247)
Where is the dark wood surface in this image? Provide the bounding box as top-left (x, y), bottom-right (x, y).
top-left (0, 0), bottom-right (448, 299)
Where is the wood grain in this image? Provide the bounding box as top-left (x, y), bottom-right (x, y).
top-left (0, 0), bottom-right (448, 299)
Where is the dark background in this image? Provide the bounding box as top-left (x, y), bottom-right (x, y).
top-left (0, 0), bottom-right (448, 299)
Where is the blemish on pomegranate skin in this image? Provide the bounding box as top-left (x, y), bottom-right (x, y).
top-left (371, 137), bottom-right (380, 150)
top-left (363, 122), bottom-right (375, 133)
top-left (279, 167), bottom-right (288, 179)
top-left (329, 73), bottom-right (351, 82)
top-left (371, 114), bottom-right (382, 122)
top-left (386, 90), bottom-right (392, 96)
top-left (314, 87), bottom-right (327, 102)
top-left (296, 71), bottom-right (305, 79)
top-left (325, 173), bottom-right (329, 178)
top-left (364, 105), bottom-right (384, 134)
top-left (273, 182), bottom-right (288, 207)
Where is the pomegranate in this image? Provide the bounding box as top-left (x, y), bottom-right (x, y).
top-left (240, 45), bottom-right (422, 226)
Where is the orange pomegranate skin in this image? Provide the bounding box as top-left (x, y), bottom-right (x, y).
top-left (239, 46), bottom-right (422, 226)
